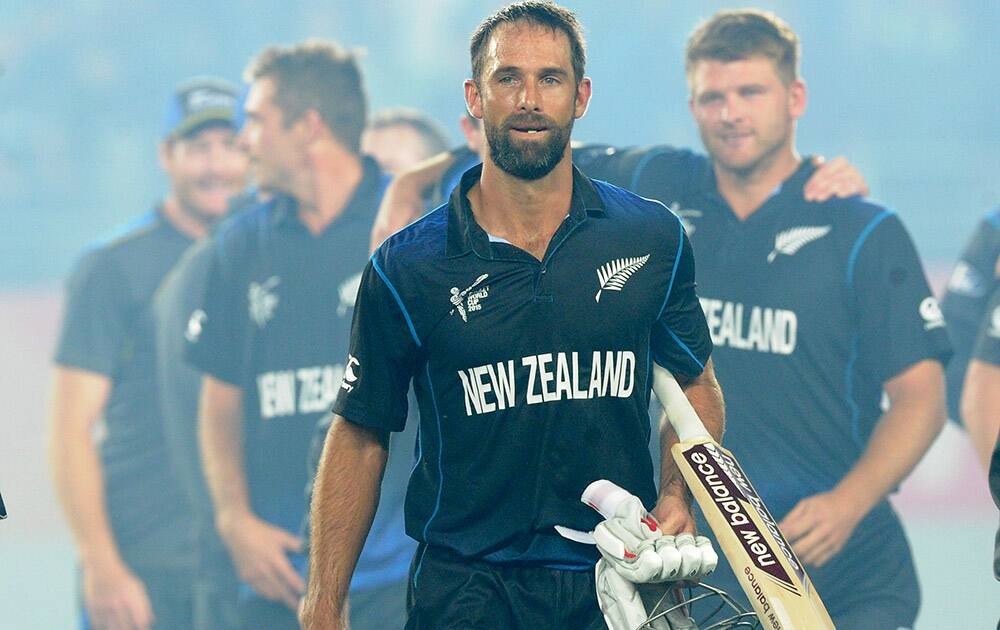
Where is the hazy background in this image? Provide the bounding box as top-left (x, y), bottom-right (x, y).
top-left (2, 0), bottom-right (998, 627)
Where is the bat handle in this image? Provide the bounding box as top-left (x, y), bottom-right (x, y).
top-left (652, 363), bottom-right (712, 443)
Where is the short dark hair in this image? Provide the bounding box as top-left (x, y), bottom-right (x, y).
top-left (470, 1), bottom-right (586, 84)
top-left (685, 10), bottom-right (799, 87)
top-left (368, 108), bottom-right (450, 156)
top-left (245, 39), bottom-right (367, 154)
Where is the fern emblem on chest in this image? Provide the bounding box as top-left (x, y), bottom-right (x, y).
top-left (767, 225), bottom-right (832, 263)
top-left (595, 254), bottom-right (650, 303)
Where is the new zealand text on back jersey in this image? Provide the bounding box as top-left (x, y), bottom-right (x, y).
top-left (334, 164), bottom-right (712, 568)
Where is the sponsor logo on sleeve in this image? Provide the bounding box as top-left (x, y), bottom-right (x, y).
top-left (595, 254), bottom-right (650, 303)
top-left (989, 305), bottom-right (1000, 339)
top-left (185, 309), bottom-right (207, 343)
top-left (341, 355), bottom-right (360, 392)
top-left (767, 225), bottom-right (831, 263)
top-left (946, 261), bottom-right (987, 298)
top-left (919, 296), bottom-right (946, 330)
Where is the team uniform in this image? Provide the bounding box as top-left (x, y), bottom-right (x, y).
top-left (185, 159), bottom-right (415, 629)
top-left (940, 207), bottom-right (1000, 423)
top-left (582, 147), bottom-right (953, 628)
top-left (333, 164), bottom-right (712, 629)
top-left (973, 287), bottom-right (1000, 582)
top-left (152, 196), bottom-right (255, 630)
top-left (55, 210), bottom-right (197, 629)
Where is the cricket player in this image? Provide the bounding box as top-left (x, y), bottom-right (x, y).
top-left (49, 77), bottom-right (246, 629)
top-left (302, 3), bottom-right (723, 628)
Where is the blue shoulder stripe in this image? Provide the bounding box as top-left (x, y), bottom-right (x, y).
top-left (371, 255), bottom-right (422, 347)
top-left (845, 209), bottom-right (895, 289)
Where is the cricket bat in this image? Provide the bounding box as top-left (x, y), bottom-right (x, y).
top-left (652, 363), bottom-right (835, 629)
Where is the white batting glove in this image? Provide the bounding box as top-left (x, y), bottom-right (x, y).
top-left (591, 493), bottom-right (717, 583)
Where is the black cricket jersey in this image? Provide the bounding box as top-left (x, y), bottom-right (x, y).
top-left (583, 146), bottom-right (951, 618)
top-left (55, 209), bottom-right (195, 567)
top-left (333, 163), bottom-right (712, 569)
top-left (972, 284), bottom-right (1000, 366)
top-left (186, 160), bottom-right (416, 592)
top-left (941, 206), bottom-right (1000, 422)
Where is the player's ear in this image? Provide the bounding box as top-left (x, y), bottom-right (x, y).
top-left (574, 77), bottom-right (592, 119)
top-left (158, 139), bottom-right (174, 173)
top-left (789, 79), bottom-right (807, 120)
top-left (465, 79), bottom-right (483, 120)
top-left (297, 108), bottom-right (326, 145)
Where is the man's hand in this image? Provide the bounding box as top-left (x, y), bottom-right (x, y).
top-left (804, 156), bottom-right (870, 202)
top-left (82, 559), bottom-right (155, 630)
top-left (652, 488), bottom-right (696, 537)
top-left (219, 511), bottom-right (305, 609)
top-left (779, 489), bottom-right (865, 567)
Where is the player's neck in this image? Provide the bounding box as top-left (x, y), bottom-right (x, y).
top-left (714, 145), bottom-right (801, 221)
top-left (160, 195), bottom-right (211, 240)
top-left (469, 150), bottom-right (574, 261)
top-left (294, 148), bottom-right (363, 236)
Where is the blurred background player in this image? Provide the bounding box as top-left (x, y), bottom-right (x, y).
top-left (586, 11), bottom-right (950, 627)
top-left (185, 40), bottom-right (414, 630)
top-left (361, 107), bottom-right (449, 175)
top-left (48, 77), bottom-right (246, 629)
top-left (941, 205), bottom-right (1000, 469)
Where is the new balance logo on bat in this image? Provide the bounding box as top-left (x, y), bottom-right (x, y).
top-left (595, 254), bottom-right (650, 302)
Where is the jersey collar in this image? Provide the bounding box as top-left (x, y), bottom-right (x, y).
top-left (445, 162), bottom-right (606, 259)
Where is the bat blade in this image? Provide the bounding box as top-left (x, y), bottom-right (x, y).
top-left (651, 363), bottom-right (834, 629)
top-left (672, 437), bottom-right (835, 629)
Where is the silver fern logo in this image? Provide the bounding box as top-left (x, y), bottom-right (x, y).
top-left (595, 255), bottom-right (650, 303)
top-left (767, 226), bottom-right (832, 263)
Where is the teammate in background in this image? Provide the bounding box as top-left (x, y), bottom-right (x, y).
top-left (962, 284), bottom-right (1000, 470)
top-left (302, 3), bottom-right (722, 628)
top-left (367, 111), bottom-right (484, 252)
top-left (591, 11), bottom-right (949, 627)
top-left (185, 41), bottom-right (414, 630)
top-left (362, 107), bottom-right (449, 175)
top-left (941, 207), bottom-right (1000, 469)
top-left (49, 78), bottom-right (246, 629)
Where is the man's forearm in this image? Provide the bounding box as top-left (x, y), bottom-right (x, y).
top-left (835, 359), bottom-right (945, 515)
top-left (658, 359), bottom-right (725, 500)
top-left (301, 415), bottom-right (388, 628)
top-left (961, 360), bottom-right (1000, 471)
top-left (47, 369), bottom-right (122, 568)
top-left (198, 377), bottom-right (252, 529)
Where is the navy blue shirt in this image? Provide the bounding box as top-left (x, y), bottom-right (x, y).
top-left (186, 159), bottom-right (416, 592)
top-left (941, 207), bottom-right (1000, 422)
top-left (583, 146), bottom-right (951, 614)
top-left (334, 164), bottom-right (712, 568)
top-left (55, 209), bottom-right (195, 569)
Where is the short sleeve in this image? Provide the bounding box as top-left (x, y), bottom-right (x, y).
top-left (972, 286), bottom-right (1000, 366)
top-left (650, 223), bottom-right (712, 377)
top-left (332, 257), bottom-right (422, 432)
top-left (853, 213), bottom-right (953, 384)
top-left (184, 236), bottom-right (247, 386)
top-left (54, 250), bottom-right (131, 376)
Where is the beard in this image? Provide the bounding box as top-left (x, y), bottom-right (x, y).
top-left (484, 113), bottom-right (573, 181)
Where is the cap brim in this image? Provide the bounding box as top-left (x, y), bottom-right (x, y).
top-left (171, 107), bottom-right (236, 138)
